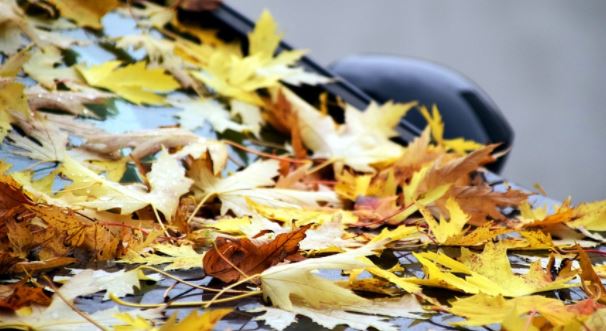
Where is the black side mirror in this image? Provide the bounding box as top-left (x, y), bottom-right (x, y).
top-left (329, 55), bottom-right (514, 173)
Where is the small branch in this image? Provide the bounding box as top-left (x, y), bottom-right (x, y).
top-left (43, 276), bottom-right (108, 331)
top-left (110, 290), bottom-right (261, 308)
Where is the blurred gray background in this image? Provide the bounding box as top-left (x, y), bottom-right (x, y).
top-left (231, 0), bottom-right (606, 203)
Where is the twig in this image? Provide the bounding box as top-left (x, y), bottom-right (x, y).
top-left (110, 290), bottom-right (261, 308)
top-left (223, 140), bottom-right (308, 164)
top-left (43, 276), bottom-right (108, 331)
top-left (204, 273), bottom-right (260, 308)
top-left (139, 266), bottom-right (248, 294)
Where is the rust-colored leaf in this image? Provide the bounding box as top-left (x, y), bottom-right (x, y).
top-left (0, 282), bottom-right (51, 311)
top-left (440, 184), bottom-right (528, 225)
top-left (203, 225), bottom-right (310, 283)
top-left (576, 245), bottom-right (606, 304)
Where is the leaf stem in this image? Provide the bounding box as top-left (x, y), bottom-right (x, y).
top-left (185, 191), bottom-right (213, 225)
top-left (204, 273), bottom-right (261, 308)
top-left (43, 276), bottom-right (108, 331)
top-left (138, 266), bottom-right (248, 294)
top-left (223, 140), bottom-right (308, 164)
top-left (109, 290), bottom-right (261, 308)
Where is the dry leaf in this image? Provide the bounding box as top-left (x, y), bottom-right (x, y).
top-left (203, 225), bottom-right (309, 283)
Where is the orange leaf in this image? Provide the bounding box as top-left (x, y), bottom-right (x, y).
top-left (0, 283), bottom-right (51, 312)
top-left (203, 225), bottom-right (310, 283)
top-left (576, 245), bottom-right (606, 304)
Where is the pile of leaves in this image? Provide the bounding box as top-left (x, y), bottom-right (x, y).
top-left (1, 0), bottom-right (606, 330)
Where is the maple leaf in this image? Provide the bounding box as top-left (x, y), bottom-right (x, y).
top-left (260, 243), bottom-right (379, 311)
top-left (419, 197), bottom-right (470, 243)
top-left (58, 151), bottom-right (192, 219)
top-left (203, 225), bottom-right (309, 283)
top-left (0, 270), bottom-right (163, 331)
top-left (279, 88), bottom-right (415, 171)
top-left (78, 61), bottom-right (179, 105)
top-left (251, 295), bottom-right (425, 331)
top-left (299, 217), bottom-right (361, 252)
top-left (569, 200), bottom-right (606, 231)
top-left (190, 159), bottom-right (338, 216)
top-left (576, 245), bottom-right (606, 303)
top-left (419, 104), bottom-right (484, 154)
top-left (54, 268), bottom-right (160, 301)
top-left (0, 282), bottom-right (51, 312)
top-left (411, 241), bottom-right (576, 296)
top-left (248, 198), bottom-right (358, 226)
top-left (114, 308), bottom-right (232, 331)
top-left (6, 113), bottom-right (68, 162)
top-left (0, 79), bottom-right (30, 141)
top-left (48, 0), bottom-right (118, 29)
top-left (449, 293), bottom-right (580, 328)
top-left (230, 100), bottom-right (264, 137)
top-left (445, 183), bottom-right (528, 225)
top-left (23, 46), bottom-right (82, 89)
top-left (247, 10), bottom-right (330, 86)
top-left (171, 95), bottom-right (250, 133)
top-left (120, 243), bottom-right (204, 271)
top-left (0, 0), bottom-right (39, 55)
top-left (115, 34), bottom-right (200, 92)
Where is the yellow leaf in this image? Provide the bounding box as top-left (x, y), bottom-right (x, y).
top-left (248, 199), bottom-right (357, 226)
top-left (159, 309), bottom-right (232, 331)
top-left (0, 80), bottom-right (30, 141)
top-left (204, 216), bottom-right (253, 234)
top-left (87, 158), bottom-right (128, 182)
top-left (49, 0), bottom-right (118, 29)
top-left (365, 263), bottom-right (421, 293)
top-left (411, 241), bottom-right (576, 296)
top-left (190, 159), bottom-right (337, 216)
top-left (419, 104), bottom-right (484, 153)
top-left (280, 88), bottom-right (406, 172)
top-left (120, 243), bottom-right (204, 271)
top-left (0, 48), bottom-right (30, 77)
top-left (370, 225), bottom-right (419, 244)
top-left (23, 46), bottom-right (82, 89)
top-left (569, 200), bottom-right (606, 231)
top-left (335, 170), bottom-right (371, 200)
top-left (419, 197), bottom-right (469, 243)
top-left (449, 293), bottom-right (577, 328)
top-left (78, 61), bottom-right (179, 105)
top-left (248, 10), bottom-right (281, 59)
top-left (260, 244), bottom-right (376, 310)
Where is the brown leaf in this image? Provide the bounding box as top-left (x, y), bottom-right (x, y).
top-left (440, 184), bottom-right (528, 225)
top-left (203, 225), bottom-right (310, 283)
top-left (576, 245), bottom-right (606, 304)
top-left (0, 175), bottom-right (31, 219)
top-left (265, 91), bottom-right (308, 159)
top-left (352, 196), bottom-right (400, 228)
top-left (0, 282), bottom-right (51, 311)
top-left (420, 144), bottom-right (498, 193)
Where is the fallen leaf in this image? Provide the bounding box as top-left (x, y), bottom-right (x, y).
top-left (411, 241), bottom-right (576, 296)
top-left (23, 46), bottom-right (81, 89)
top-left (0, 270), bottom-right (163, 331)
top-left (251, 295), bottom-right (424, 331)
top-left (280, 88), bottom-right (413, 172)
top-left (203, 225), bottom-right (309, 283)
top-left (0, 282), bottom-right (51, 312)
top-left (120, 243), bottom-right (204, 271)
top-left (78, 61), bottom-right (179, 105)
top-left (53, 268), bottom-right (161, 301)
top-left (419, 197), bottom-right (470, 243)
top-left (171, 95), bottom-right (250, 133)
top-left (190, 159), bottom-right (338, 216)
top-left (48, 0), bottom-right (118, 29)
top-left (260, 243), bottom-right (379, 310)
